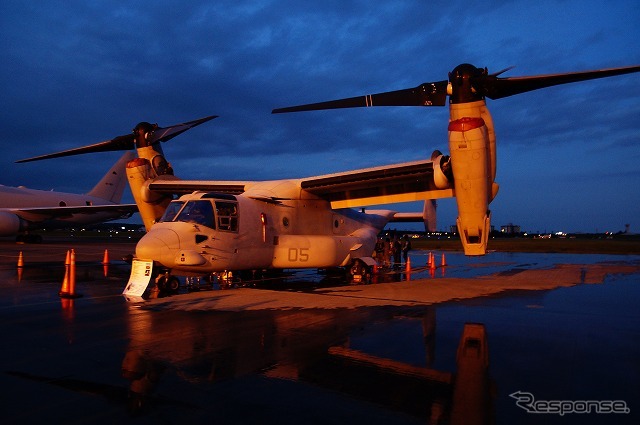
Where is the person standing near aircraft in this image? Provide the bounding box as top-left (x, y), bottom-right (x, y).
top-left (401, 235), bottom-right (412, 265)
top-left (383, 237), bottom-right (392, 268)
top-left (374, 237), bottom-right (384, 264)
top-left (393, 236), bottom-right (402, 268)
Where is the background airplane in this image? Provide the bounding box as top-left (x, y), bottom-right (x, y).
top-left (1, 152), bottom-right (137, 242)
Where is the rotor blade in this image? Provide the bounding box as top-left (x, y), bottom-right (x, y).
top-left (16, 115), bottom-right (218, 163)
top-left (16, 134), bottom-right (135, 163)
top-left (150, 115), bottom-right (218, 143)
top-left (272, 80), bottom-right (448, 113)
top-left (489, 66), bottom-right (515, 77)
top-left (479, 65), bottom-right (640, 100)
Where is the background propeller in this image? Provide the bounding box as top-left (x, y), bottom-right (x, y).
top-left (272, 64), bottom-right (640, 112)
top-left (16, 115), bottom-right (218, 163)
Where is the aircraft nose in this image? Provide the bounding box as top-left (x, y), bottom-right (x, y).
top-left (136, 228), bottom-right (180, 266)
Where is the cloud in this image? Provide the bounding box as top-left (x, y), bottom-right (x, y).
top-left (1, 0), bottom-right (639, 232)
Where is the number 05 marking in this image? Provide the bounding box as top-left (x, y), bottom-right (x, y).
top-left (288, 247), bottom-right (310, 262)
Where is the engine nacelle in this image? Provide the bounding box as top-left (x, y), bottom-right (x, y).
top-left (126, 156), bottom-right (173, 231)
top-left (0, 211), bottom-right (22, 236)
top-left (448, 115), bottom-right (491, 256)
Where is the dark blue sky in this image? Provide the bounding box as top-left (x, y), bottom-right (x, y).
top-left (1, 0), bottom-right (639, 233)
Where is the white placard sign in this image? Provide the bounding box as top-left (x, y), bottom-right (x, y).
top-left (123, 259), bottom-right (154, 298)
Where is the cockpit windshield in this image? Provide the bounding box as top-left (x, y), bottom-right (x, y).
top-left (159, 200), bottom-right (215, 228)
top-left (159, 201), bottom-right (185, 223)
top-left (176, 200), bottom-right (215, 227)
top-left (158, 198), bottom-right (238, 231)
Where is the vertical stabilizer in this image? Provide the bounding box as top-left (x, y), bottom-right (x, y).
top-left (87, 152), bottom-right (136, 202)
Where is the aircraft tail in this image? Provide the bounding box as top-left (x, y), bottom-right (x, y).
top-left (87, 152), bottom-right (136, 202)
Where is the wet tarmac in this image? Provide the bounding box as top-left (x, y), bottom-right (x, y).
top-left (1, 238), bottom-right (639, 424)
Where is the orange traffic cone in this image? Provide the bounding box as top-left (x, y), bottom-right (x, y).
top-left (102, 249), bottom-right (110, 277)
top-left (69, 249), bottom-right (77, 294)
top-left (441, 253), bottom-right (447, 267)
top-left (429, 252), bottom-right (436, 270)
top-left (60, 249), bottom-right (82, 299)
top-left (405, 256), bottom-right (411, 272)
top-left (59, 250), bottom-right (71, 296)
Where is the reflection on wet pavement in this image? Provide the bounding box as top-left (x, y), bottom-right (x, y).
top-left (1, 244), bottom-right (639, 424)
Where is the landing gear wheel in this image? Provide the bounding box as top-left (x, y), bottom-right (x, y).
top-left (167, 276), bottom-right (180, 292)
top-left (156, 274), bottom-right (180, 294)
top-left (348, 259), bottom-right (371, 285)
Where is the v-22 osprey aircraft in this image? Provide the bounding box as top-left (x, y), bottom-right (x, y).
top-left (19, 117), bottom-right (431, 287)
top-left (18, 63), bottom-right (640, 288)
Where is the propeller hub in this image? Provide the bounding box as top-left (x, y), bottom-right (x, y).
top-left (133, 122), bottom-right (158, 148)
top-left (449, 64), bottom-right (486, 104)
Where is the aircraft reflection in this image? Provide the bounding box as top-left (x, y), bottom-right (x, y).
top-left (122, 305), bottom-right (493, 424)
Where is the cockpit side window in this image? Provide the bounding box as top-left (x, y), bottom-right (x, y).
top-left (159, 201), bottom-right (185, 223)
top-left (176, 200), bottom-right (215, 228)
top-left (215, 201), bottom-right (238, 232)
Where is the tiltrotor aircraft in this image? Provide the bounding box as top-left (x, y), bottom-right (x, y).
top-left (18, 63), bottom-right (640, 287)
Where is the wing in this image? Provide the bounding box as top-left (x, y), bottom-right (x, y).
top-left (143, 159), bottom-right (454, 209)
top-left (147, 180), bottom-right (251, 195)
top-left (12, 204), bottom-right (138, 222)
top-left (300, 159), bottom-right (453, 208)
